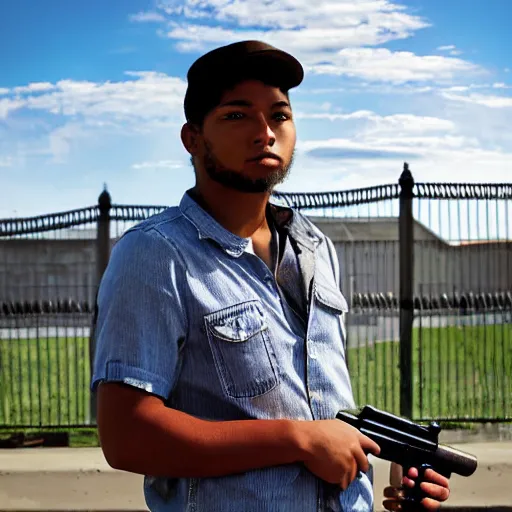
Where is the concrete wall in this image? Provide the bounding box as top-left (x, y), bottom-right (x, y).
top-left (332, 240), bottom-right (511, 298)
top-left (0, 239), bottom-right (97, 303)
top-left (1, 225), bottom-right (510, 304)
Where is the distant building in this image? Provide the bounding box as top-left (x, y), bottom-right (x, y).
top-left (309, 216), bottom-right (510, 301)
top-left (0, 217), bottom-right (510, 305)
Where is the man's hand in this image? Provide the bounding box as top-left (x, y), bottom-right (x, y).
top-left (403, 467), bottom-right (450, 510)
top-left (383, 464), bottom-right (451, 511)
top-left (300, 420), bottom-right (381, 490)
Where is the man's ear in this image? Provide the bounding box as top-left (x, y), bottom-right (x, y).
top-left (181, 122), bottom-right (200, 155)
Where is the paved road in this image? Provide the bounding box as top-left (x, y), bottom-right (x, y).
top-left (1, 442), bottom-right (511, 510)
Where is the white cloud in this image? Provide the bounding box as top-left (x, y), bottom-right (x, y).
top-left (443, 86), bottom-right (470, 92)
top-left (297, 84), bottom-right (436, 95)
top-left (0, 72), bottom-right (187, 164)
top-left (365, 113), bottom-right (455, 134)
top-left (130, 10), bottom-right (166, 22)
top-left (141, 1), bottom-right (484, 84)
top-left (0, 72), bottom-right (186, 124)
top-left (307, 48), bottom-right (480, 82)
top-left (493, 82), bottom-right (511, 89)
top-left (281, 133), bottom-right (512, 196)
top-left (296, 110), bottom-right (456, 134)
top-left (165, 24), bottom-right (481, 82)
top-left (442, 92), bottom-right (512, 108)
top-left (298, 134), bottom-right (474, 157)
top-left (0, 156), bottom-right (14, 167)
top-left (13, 82), bottom-right (55, 94)
top-left (284, 148), bottom-right (512, 196)
top-left (48, 123), bottom-right (86, 163)
top-left (437, 44), bottom-right (462, 56)
top-left (0, 97), bottom-right (26, 118)
top-left (290, 105), bottom-right (510, 185)
top-left (160, 0), bottom-right (429, 36)
top-left (132, 159), bottom-right (185, 170)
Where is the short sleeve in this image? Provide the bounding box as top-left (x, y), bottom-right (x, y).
top-left (90, 227), bottom-right (187, 399)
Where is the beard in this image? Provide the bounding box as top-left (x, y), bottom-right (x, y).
top-left (198, 141), bottom-right (294, 194)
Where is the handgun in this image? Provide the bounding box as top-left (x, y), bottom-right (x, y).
top-left (337, 405), bottom-right (478, 503)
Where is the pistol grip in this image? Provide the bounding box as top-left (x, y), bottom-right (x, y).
top-left (403, 464), bottom-right (431, 504)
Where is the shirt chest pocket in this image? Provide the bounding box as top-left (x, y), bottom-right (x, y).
top-left (309, 280), bottom-right (350, 350)
top-left (204, 300), bottom-right (279, 399)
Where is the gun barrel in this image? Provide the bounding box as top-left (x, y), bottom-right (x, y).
top-left (435, 444), bottom-right (478, 477)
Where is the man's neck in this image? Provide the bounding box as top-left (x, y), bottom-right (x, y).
top-left (189, 183), bottom-right (271, 239)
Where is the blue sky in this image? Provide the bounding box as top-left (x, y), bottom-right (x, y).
top-left (1, 0), bottom-right (511, 218)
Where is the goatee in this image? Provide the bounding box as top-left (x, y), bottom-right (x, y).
top-left (200, 141), bottom-right (294, 194)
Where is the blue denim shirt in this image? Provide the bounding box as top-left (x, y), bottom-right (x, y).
top-left (91, 192), bottom-right (374, 512)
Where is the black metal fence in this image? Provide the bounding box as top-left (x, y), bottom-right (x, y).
top-left (274, 167), bottom-right (512, 422)
top-left (1, 165), bottom-right (511, 428)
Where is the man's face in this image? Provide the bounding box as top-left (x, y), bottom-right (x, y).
top-left (193, 79), bottom-right (296, 193)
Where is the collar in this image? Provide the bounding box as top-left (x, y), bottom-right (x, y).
top-left (179, 191), bottom-right (320, 257)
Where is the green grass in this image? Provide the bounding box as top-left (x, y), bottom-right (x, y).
top-left (1, 323), bottom-right (511, 445)
top-left (348, 323), bottom-right (512, 421)
top-left (0, 335), bottom-right (91, 428)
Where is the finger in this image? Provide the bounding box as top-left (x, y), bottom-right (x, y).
top-left (422, 469), bottom-right (450, 488)
top-left (402, 476), bottom-right (415, 488)
top-left (420, 497), bottom-right (443, 511)
top-left (350, 461), bottom-right (358, 485)
top-left (406, 467), bottom-right (450, 496)
top-left (407, 467), bottom-right (419, 479)
top-left (360, 434), bottom-right (381, 456)
top-left (407, 467), bottom-right (450, 489)
top-left (390, 463), bottom-right (403, 487)
top-left (341, 461), bottom-right (358, 490)
top-left (353, 446), bottom-right (370, 474)
top-left (383, 499), bottom-right (403, 511)
top-left (420, 482), bottom-right (450, 502)
top-left (383, 486), bottom-right (406, 499)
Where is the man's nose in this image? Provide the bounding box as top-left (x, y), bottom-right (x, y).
top-left (252, 114), bottom-right (276, 147)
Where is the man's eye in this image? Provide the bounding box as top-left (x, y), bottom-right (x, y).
top-left (273, 112), bottom-right (290, 121)
top-left (224, 112), bottom-right (245, 120)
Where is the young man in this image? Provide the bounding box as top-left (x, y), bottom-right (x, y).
top-left (91, 41), bottom-right (450, 511)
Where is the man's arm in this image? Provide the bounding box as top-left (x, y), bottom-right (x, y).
top-left (97, 382), bottom-right (301, 477)
top-left (97, 382), bottom-right (379, 487)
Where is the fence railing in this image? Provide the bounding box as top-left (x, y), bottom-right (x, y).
top-left (1, 164), bottom-right (511, 428)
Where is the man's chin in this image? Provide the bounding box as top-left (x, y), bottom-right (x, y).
top-left (219, 179), bottom-right (274, 194)
top-left (208, 169), bottom-right (288, 194)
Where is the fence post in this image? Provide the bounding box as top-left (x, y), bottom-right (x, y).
top-left (89, 187), bottom-right (112, 424)
top-left (399, 164), bottom-right (415, 419)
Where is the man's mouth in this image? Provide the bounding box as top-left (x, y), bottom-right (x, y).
top-left (249, 151), bottom-right (281, 162)
top-left (247, 152), bottom-right (282, 165)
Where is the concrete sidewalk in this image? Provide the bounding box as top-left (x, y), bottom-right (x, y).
top-left (0, 442), bottom-right (511, 510)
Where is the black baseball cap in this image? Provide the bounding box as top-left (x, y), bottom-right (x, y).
top-left (184, 40), bottom-right (304, 125)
